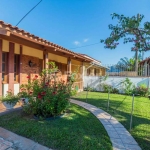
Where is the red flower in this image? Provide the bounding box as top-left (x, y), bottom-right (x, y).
top-left (29, 91), bottom-right (33, 95)
top-left (45, 82), bottom-right (49, 86)
top-left (35, 75), bottom-right (38, 78)
top-left (27, 76), bottom-right (30, 79)
top-left (41, 91), bottom-right (46, 96)
top-left (52, 91), bottom-right (56, 95)
top-left (38, 94), bottom-right (42, 99)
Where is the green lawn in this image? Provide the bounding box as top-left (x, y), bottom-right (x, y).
top-left (0, 104), bottom-right (112, 150)
top-left (73, 91), bottom-right (150, 150)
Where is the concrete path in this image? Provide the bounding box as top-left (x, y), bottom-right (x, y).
top-left (0, 127), bottom-right (51, 150)
top-left (70, 99), bottom-right (141, 150)
top-left (0, 103), bottom-right (51, 150)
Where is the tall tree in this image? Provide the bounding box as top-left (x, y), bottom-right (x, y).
top-left (101, 13), bottom-right (150, 72)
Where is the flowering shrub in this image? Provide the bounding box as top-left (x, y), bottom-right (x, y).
top-left (1, 90), bottom-right (19, 104)
top-left (133, 84), bottom-right (148, 96)
top-left (19, 62), bottom-right (73, 118)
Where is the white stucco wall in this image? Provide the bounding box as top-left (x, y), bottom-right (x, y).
top-left (14, 84), bottom-right (20, 95)
top-left (84, 76), bottom-right (150, 91)
top-left (2, 84), bottom-right (8, 96)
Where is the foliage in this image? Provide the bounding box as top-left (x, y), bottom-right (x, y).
top-left (112, 88), bottom-right (119, 94)
top-left (19, 62), bottom-right (74, 118)
top-left (102, 83), bottom-right (113, 93)
top-left (116, 55), bottom-right (142, 71)
top-left (100, 13), bottom-right (150, 52)
top-left (133, 83), bottom-right (148, 96)
top-left (100, 13), bottom-right (150, 71)
top-left (1, 90), bottom-right (19, 104)
top-left (120, 78), bottom-right (134, 95)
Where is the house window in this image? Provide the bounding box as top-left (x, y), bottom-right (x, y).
top-left (87, 68), bottom-right (90, 76)
top-left (14, 54), bottom-right (19, 82)
top-left (2, 52), bottom-right (7, 82)
top-left (94, 68), bottom-right (97, 76)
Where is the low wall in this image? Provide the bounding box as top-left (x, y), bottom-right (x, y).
top-left (83, 76), bottom-right (150, 91)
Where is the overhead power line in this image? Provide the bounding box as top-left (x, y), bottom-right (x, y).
top-left (16, 0), bottom-right (43, 26)
top-left (70, 42), bottom-right (100, 49)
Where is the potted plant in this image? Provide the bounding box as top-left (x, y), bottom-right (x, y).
top-left (2, 90), bottom-right (19, 109)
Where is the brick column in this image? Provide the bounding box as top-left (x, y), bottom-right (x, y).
top-left (67, 57), bottom-right (71, 74)
top-left (44, 53), bottom-right (49, 69)
top-left (8, 42), bottom-right (14, 93)
top-left (19, 45), bottom-right (22, 85)
top-left (0, 39), bottom-right (2, 96)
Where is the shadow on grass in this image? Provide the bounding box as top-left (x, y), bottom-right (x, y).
top-left (0, 104), bottom-right (112, 150)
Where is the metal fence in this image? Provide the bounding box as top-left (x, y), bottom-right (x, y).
top-left (105, 64), bottom-right (150, 77)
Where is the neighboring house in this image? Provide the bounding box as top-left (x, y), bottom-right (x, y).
top-left (139, 57), bottom-right (150, 76)
top-left (0, 20), bottom-right (106, 96)
top-left (80, 54), bottom-right (107, 76)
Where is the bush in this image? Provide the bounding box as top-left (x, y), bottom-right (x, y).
top-left (112, 88), bottom-right (119, 94)
top-left (102, 83), bottom-right (113, 93)
top-left (1, 90), bottom-right (19, 105)
top-left (133, 84), bottom-right (148, 96)
top-left (19, 62), bottom-right (74, 118)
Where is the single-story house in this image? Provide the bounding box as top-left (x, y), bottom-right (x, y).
top-left (0, 20), bottom-right (106, 96)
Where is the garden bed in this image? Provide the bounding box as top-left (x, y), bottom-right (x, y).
top-left (0, 104), bottom-right (112, 150)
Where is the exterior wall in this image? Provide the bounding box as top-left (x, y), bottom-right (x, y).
top-left (23, 46), bottom-right (43, 59)
top-left (84, 76), bottom-right (150, 92)
top-left (21, 55), bottom-right (42, 84)
top-left (48, 53), bottom-right (67, 64)
top-left (71, 59), bottom-right (83, 90)
top-left (2, 84), bottom-right (8, 96)
top-left (0, 38), bottom-right (85, 96)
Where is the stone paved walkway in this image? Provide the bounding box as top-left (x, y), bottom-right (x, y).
top-left (0, 102), bottom-right (51, 150)
top-left (70, 99), bottom-right (142, 150)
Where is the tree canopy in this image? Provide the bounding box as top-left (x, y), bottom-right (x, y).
top-left (100, 13), bottom-right (150, 52)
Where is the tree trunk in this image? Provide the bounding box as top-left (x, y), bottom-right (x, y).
top-left (135, 50), bottom-right (138, 74)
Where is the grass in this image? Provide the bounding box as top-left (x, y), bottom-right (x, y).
top-left (73, 91), bottom-right (150, 150)
top-left (0, 104), bottom-right (112, 150)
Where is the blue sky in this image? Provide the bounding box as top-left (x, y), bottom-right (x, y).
top-left (0, 0), bottom-right (150, 65)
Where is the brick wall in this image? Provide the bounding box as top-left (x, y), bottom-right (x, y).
top-left (21, 55), bottom-right (42, 84)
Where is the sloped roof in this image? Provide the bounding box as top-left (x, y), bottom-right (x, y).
top-left (0, 20), bottom-right (92, 62)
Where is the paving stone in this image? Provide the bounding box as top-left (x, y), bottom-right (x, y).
top-left (0, 143), bottom-right (10, 150)
top-left (7, 148), bottom-right (15, 150)
top-left (104, 124), bottom-right (116, 131)
top-left (124, 144), bottom-right (142, 150)
top-left (3, 140), bottom-right (13, 147)
top-left (115, 127), bottom-right (130, 135)
top-left (100, 119), bottom-right (111, 125)
top-left (107, 130), bottom-right (120, 139)
top-left (111, 138), bottom-right (125, 149)
top-left (119, 134), bottom-right (138, 145)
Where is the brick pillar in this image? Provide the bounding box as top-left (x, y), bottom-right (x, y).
top-left (19, 45), bottom-right (22, 85)
top-left (67, 57), bottom-right (71, 74)
top-left (44, 53), bottom-right (48, 69)
top-left (0, 39), bottom-right (2, 96)
top-left (8, 42), bottom-right (14, 93)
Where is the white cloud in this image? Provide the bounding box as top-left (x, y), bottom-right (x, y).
top-left (83, 38), bottom-right (89, 42)
top-left (74, 41), bottom-right (80, 45)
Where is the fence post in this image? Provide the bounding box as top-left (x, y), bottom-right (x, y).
top-left (107, 89), bottom-right (110, 111)
top-left (130, 94), bottom-right (135, 131)
top-left (86, 83), bottom-right (89, 102)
